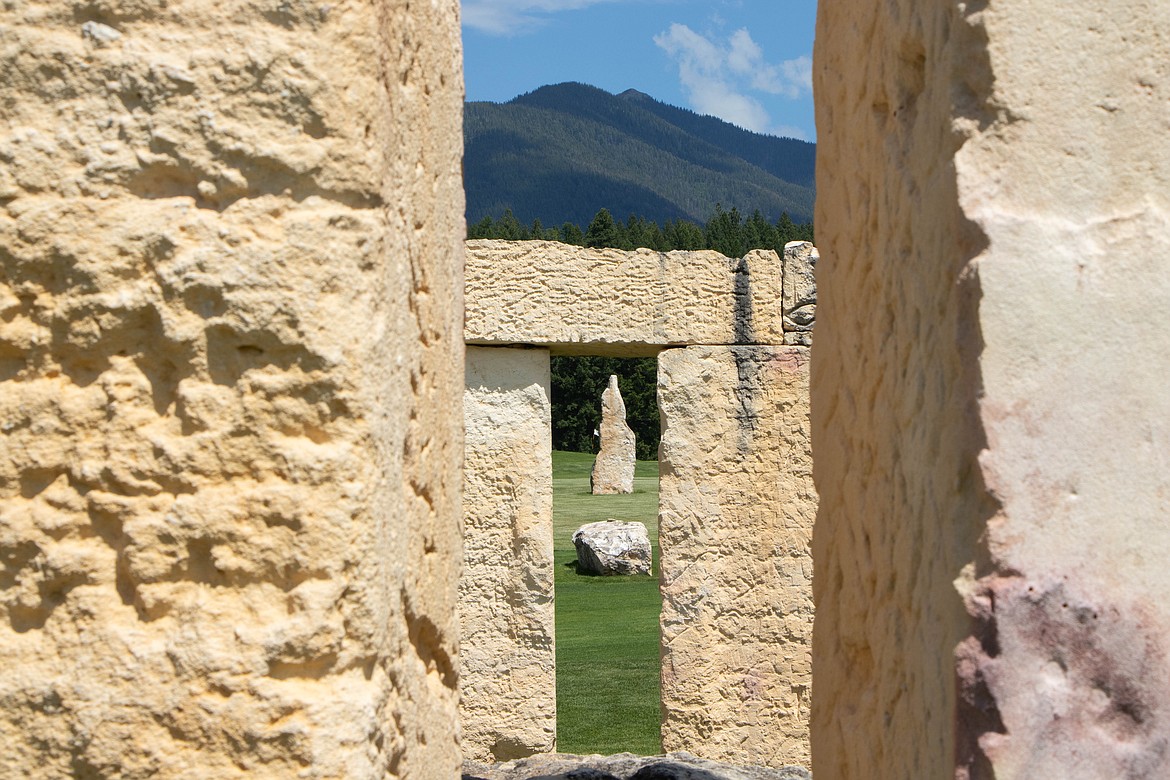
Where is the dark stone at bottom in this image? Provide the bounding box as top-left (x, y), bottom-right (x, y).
top-left (630, 762), bottom-right (723, 779)
top-left (462, 751), bottom-right (811, 780)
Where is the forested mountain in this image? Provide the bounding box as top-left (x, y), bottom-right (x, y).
top-left (464, 82), bottom-right (815, 228)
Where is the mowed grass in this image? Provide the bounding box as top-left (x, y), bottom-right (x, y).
top-left (553, 450), bottom-right (662, 755)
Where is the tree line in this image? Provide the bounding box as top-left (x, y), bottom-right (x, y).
top-left (468, 204), bottom-right (814, 259)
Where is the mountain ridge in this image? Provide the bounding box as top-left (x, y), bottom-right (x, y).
top-left (464, 82), bottom-right (815, 228)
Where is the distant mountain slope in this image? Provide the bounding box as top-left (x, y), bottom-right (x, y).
top-left (464, 82), bottom-right (815, 228)
top-left (615, 88), bottom-right (815, 188)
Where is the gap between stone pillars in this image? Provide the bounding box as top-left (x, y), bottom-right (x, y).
top-left (658, 344), bottom-right (815, 768)
top-left (459, 346), bottom-right (556, 762)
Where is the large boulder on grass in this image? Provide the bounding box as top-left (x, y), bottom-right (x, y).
top-left (572, 520), bottom-right (652, 576)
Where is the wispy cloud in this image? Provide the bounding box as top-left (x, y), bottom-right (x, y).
top-left (654, 23), bottom-right (811, 137)
top-left (463, 0), bottom-right (621, 35)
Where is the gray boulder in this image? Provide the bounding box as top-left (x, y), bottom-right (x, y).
top-left (572, 520), bottom-right (652, 576)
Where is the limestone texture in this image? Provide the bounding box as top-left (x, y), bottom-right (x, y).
top-left (464, 241), bottom-right (783, 355)
top-left (781, 242), bottom-right (817, 347)
top-left (0, 2), bottom-right (465, 778)
top-left (572, 520), bottom-right (652, 576)
top-left (658, 346), bottom-right (815, 768)
top-left (463, 751), bottom-right (811, 780)
top-left (813, 1), bottom-right (1170, 778)
top-left (460, 347), bottom-right (556, 763)
top-left (591, 375), bottom-right (636, 494)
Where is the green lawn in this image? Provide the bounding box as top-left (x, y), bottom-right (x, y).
top-left (553, 450), bottom-right (662, 755)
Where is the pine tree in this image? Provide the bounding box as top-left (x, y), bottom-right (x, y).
top-left (498, 208), bottom-right (524, 240)
top-left (705, 204), bottom-right (746, 258)
top-left (468, 215), bottom-right (494, 239)
top-left (745, 209), bottom-right (775, 251)
top-left (550, 356), bottom-right (660, 460)
top-left (561, 222), bottom-right (585, 245)
top-left (775, 211), bottom-right (797, 247)
top-left (584, 208), bottom-right (620, 248)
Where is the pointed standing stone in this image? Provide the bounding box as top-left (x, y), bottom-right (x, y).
top-left (591, 375), bottom-right (636, 494)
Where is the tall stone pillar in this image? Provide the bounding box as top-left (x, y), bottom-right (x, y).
top-left (460, 347), bottom-right (556, 762)
top-left (814, 1), bottom-right (1170, 778)
top-left (0, 2), bottom-right (464, 777)
top-left (658, 345), bottom-right (815, 767)
top-left (591, 374), bottom-right (636, 494)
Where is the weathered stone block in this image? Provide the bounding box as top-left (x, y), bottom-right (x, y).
top-left (465, 241), bottom-right (784, 355)
top-left (591, 375), bottom-right (636, 494)
top-left (0, 2), bottom-right (464, 777)
top-left (658, 346), bottom-right (815, 768)
top-left (460, 347), bottom-right (556, 762)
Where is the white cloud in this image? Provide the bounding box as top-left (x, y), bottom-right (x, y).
top-left (726, 28), bottom-right (762, 77)
top-left (655, 23), bottom-right (811, 136)
top-left (463, 0), bottom-right (620, 35)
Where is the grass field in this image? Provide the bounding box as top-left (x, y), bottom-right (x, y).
top-left (553, 450), bottom-right (662, 755)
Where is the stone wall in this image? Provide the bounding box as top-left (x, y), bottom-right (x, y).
top-left (461, 347), bottom-right (556, 762)
top-left (813, 1), bottom-right (1170, 778)
top-left (659, 346), bottom-right (814, 767)
top-left (0, 2), bottom-right (464, 777)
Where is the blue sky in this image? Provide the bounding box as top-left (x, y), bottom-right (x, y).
top-left (462, 0), bottom-right (818, 141)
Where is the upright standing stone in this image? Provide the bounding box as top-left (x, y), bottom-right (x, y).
top-left (591, 375), bottom-right (636, 494)
top-left (659, 346), bottom-right (815, 768)
top-left (814, 1), bottom-right (1170, 778)
top-left (460, 347), bottom-right (556, 763)
top-left (0, 2), bottom-right (464, 777)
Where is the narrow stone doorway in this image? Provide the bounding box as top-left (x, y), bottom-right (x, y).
top-left (549, 356), bottom-right (662, 755)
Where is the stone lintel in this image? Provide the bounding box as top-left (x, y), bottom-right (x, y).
top-left (465, 240), bottom-right (784, 351)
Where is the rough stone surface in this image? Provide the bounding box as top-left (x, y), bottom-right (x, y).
top-left (0, 3), bottom-right (464, 778)
top-left (813, 1), bottom-right (1170, 778)
top-left (658, 346), bottom-right (815, 768)
top-left (464, 241), bottom-right (784, 355)
top-left (573, 520), bottom-right (652, 576)
top-left (781, 242), bottom-right (817, 347)
top-left (461, 347), bottom-right (556, 763)
top-left (591, 375), bottom-right (636, 494)
top-left (463, 751), bottom-right (811, 780)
